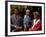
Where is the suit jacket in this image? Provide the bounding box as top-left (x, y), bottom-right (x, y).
top-left (11, 14), bottom-right (22, 27)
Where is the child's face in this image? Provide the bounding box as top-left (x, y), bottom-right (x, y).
top-left (26, 10), bottom-right (30, 15)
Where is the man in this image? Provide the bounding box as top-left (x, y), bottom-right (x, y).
top-left (11, 8), bottom-right (22, 32)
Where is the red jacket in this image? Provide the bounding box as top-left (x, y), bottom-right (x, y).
top-left (29, 19), bottom-right (42, 31)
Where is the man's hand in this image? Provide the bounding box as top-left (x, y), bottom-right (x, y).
top-left (15, 25), bottom-right (19, 31)
top-left (19, 26), bottom-right (22, 29)
top-left (15, 25), bottom-right (22, 31)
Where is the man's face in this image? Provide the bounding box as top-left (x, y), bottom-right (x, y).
top-left (14, 9), bottom-right (19, 15)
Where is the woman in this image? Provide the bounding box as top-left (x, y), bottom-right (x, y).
top-left (29, 11), bottom-right (42, 31)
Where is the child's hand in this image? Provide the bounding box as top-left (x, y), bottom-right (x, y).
top-left (24, 24), bottom-right (27, 31)
top-left (29, 28), bottom-right (31, 31)
top-left (24, 24), bottom-right (26, 28)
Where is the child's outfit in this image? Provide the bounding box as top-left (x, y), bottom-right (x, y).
top-left (24, 15), bottom-right (30, 31)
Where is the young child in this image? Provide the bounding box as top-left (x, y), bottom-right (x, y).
top-left (24, 9), bottom-right (30, 31)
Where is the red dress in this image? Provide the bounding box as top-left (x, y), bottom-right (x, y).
top-left (29, 19), bottom-right (42, 31)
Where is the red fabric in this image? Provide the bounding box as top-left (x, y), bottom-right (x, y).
top-left (30, 20), bottom-right (42, 31)
top-left (34, 15), bottom-right (38, 19)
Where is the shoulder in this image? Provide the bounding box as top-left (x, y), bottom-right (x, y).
top-left (24, 15), bottom-right (26, 18)
top-left (11, 14), bottom-right (15, 18)
top-left (12, 14), bottom-right (15, 16)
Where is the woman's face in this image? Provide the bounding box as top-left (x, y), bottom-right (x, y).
top-left (34, 15), bottom-right (38, 19)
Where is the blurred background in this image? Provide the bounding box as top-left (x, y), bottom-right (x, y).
top-left (10, 5), bottom-right (42, 19)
